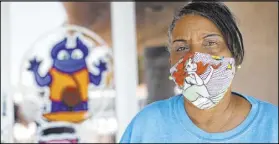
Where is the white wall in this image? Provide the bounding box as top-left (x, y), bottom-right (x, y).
top-left (225, 2), bottom-right (278, 105)
top-left (1, 2), bottom-right (13, 143)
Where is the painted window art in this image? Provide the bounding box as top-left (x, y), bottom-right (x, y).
top-left (16, 25), bottom-right (114, 143)
top-left (27, 35), bottom-right (107, 123)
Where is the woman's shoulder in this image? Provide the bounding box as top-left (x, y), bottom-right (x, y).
top-left (127, 95), bottom-right (181, 129)
top-left (257, 98), bottom-right (278, 120)
top-left (243, 94), bottom-right (278, 121)
top-left (120, 96), bottom-right (181, 143)
top-left (135, 95), bottom-right (181, 120)
top-left (244, 94), bottom-right (277, 110)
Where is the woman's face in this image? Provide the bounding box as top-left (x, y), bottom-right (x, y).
top-left (169, 14), bottom-right (232, 66)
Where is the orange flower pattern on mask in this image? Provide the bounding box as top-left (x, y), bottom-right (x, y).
top-left (172, 52), bottom-right (221, 88)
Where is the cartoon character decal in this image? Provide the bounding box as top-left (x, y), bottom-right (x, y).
top-left (27, 35), bottom-right (107, 123)
top-left (170, 52), bottom-right (236, 109)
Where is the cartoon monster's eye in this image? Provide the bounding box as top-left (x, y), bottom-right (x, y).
top-left (71, 49), bottom-right (84, 60)
top-left (57, 50), bottom-right (70, 60)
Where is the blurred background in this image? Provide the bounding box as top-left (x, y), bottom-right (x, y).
top-left (1, 1), bottom-right (278, 143)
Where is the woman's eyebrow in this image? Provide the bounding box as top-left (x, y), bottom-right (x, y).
top-left (172, 39), bottom-right (187, 44)
top-left (203, 33), bottom-right (222, 39)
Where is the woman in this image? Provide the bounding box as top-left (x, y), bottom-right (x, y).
top-left (120, 1), bottom-right (278, 143)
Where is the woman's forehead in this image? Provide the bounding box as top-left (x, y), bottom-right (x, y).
top-left (171, 15), bottom-right (223, 41)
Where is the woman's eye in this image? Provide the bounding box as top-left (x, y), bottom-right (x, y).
top-left (57, 50), bottom-right (69, 60)
top-left (203, 41), bottom-right (218, 47)
top-left (176, 46), bottom-right (189, 52)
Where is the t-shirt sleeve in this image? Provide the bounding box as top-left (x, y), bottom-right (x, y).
top-left (119, 119), bottom-right (135, 143)
top-left (119, 100), bottom-right (164, 143)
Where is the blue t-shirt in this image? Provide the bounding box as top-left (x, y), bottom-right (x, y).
top-left (120, 93), bottom-right (278, 143)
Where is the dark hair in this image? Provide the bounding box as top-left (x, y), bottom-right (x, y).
top-left (168, 1), bottom-right (244, 66)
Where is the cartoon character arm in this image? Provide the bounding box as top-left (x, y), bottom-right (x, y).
top-left (183, 77), bottom-right (192, 89)
top-left (89, 59), bottom-right (107, 86)
top-left (204, 66), bottom-right (214, 85)
top-left (27, 57), bottom-right (52, 87)
top-left (186, 71), bottom-right (203, 86)
top-left (192, 73), bottom-right (204, 86)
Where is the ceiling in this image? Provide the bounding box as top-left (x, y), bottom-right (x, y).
top-left (62, 2), bottom-right (186, 55)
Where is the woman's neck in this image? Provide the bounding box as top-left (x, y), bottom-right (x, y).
top-left (184, 90), bottom-right (238, 132)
